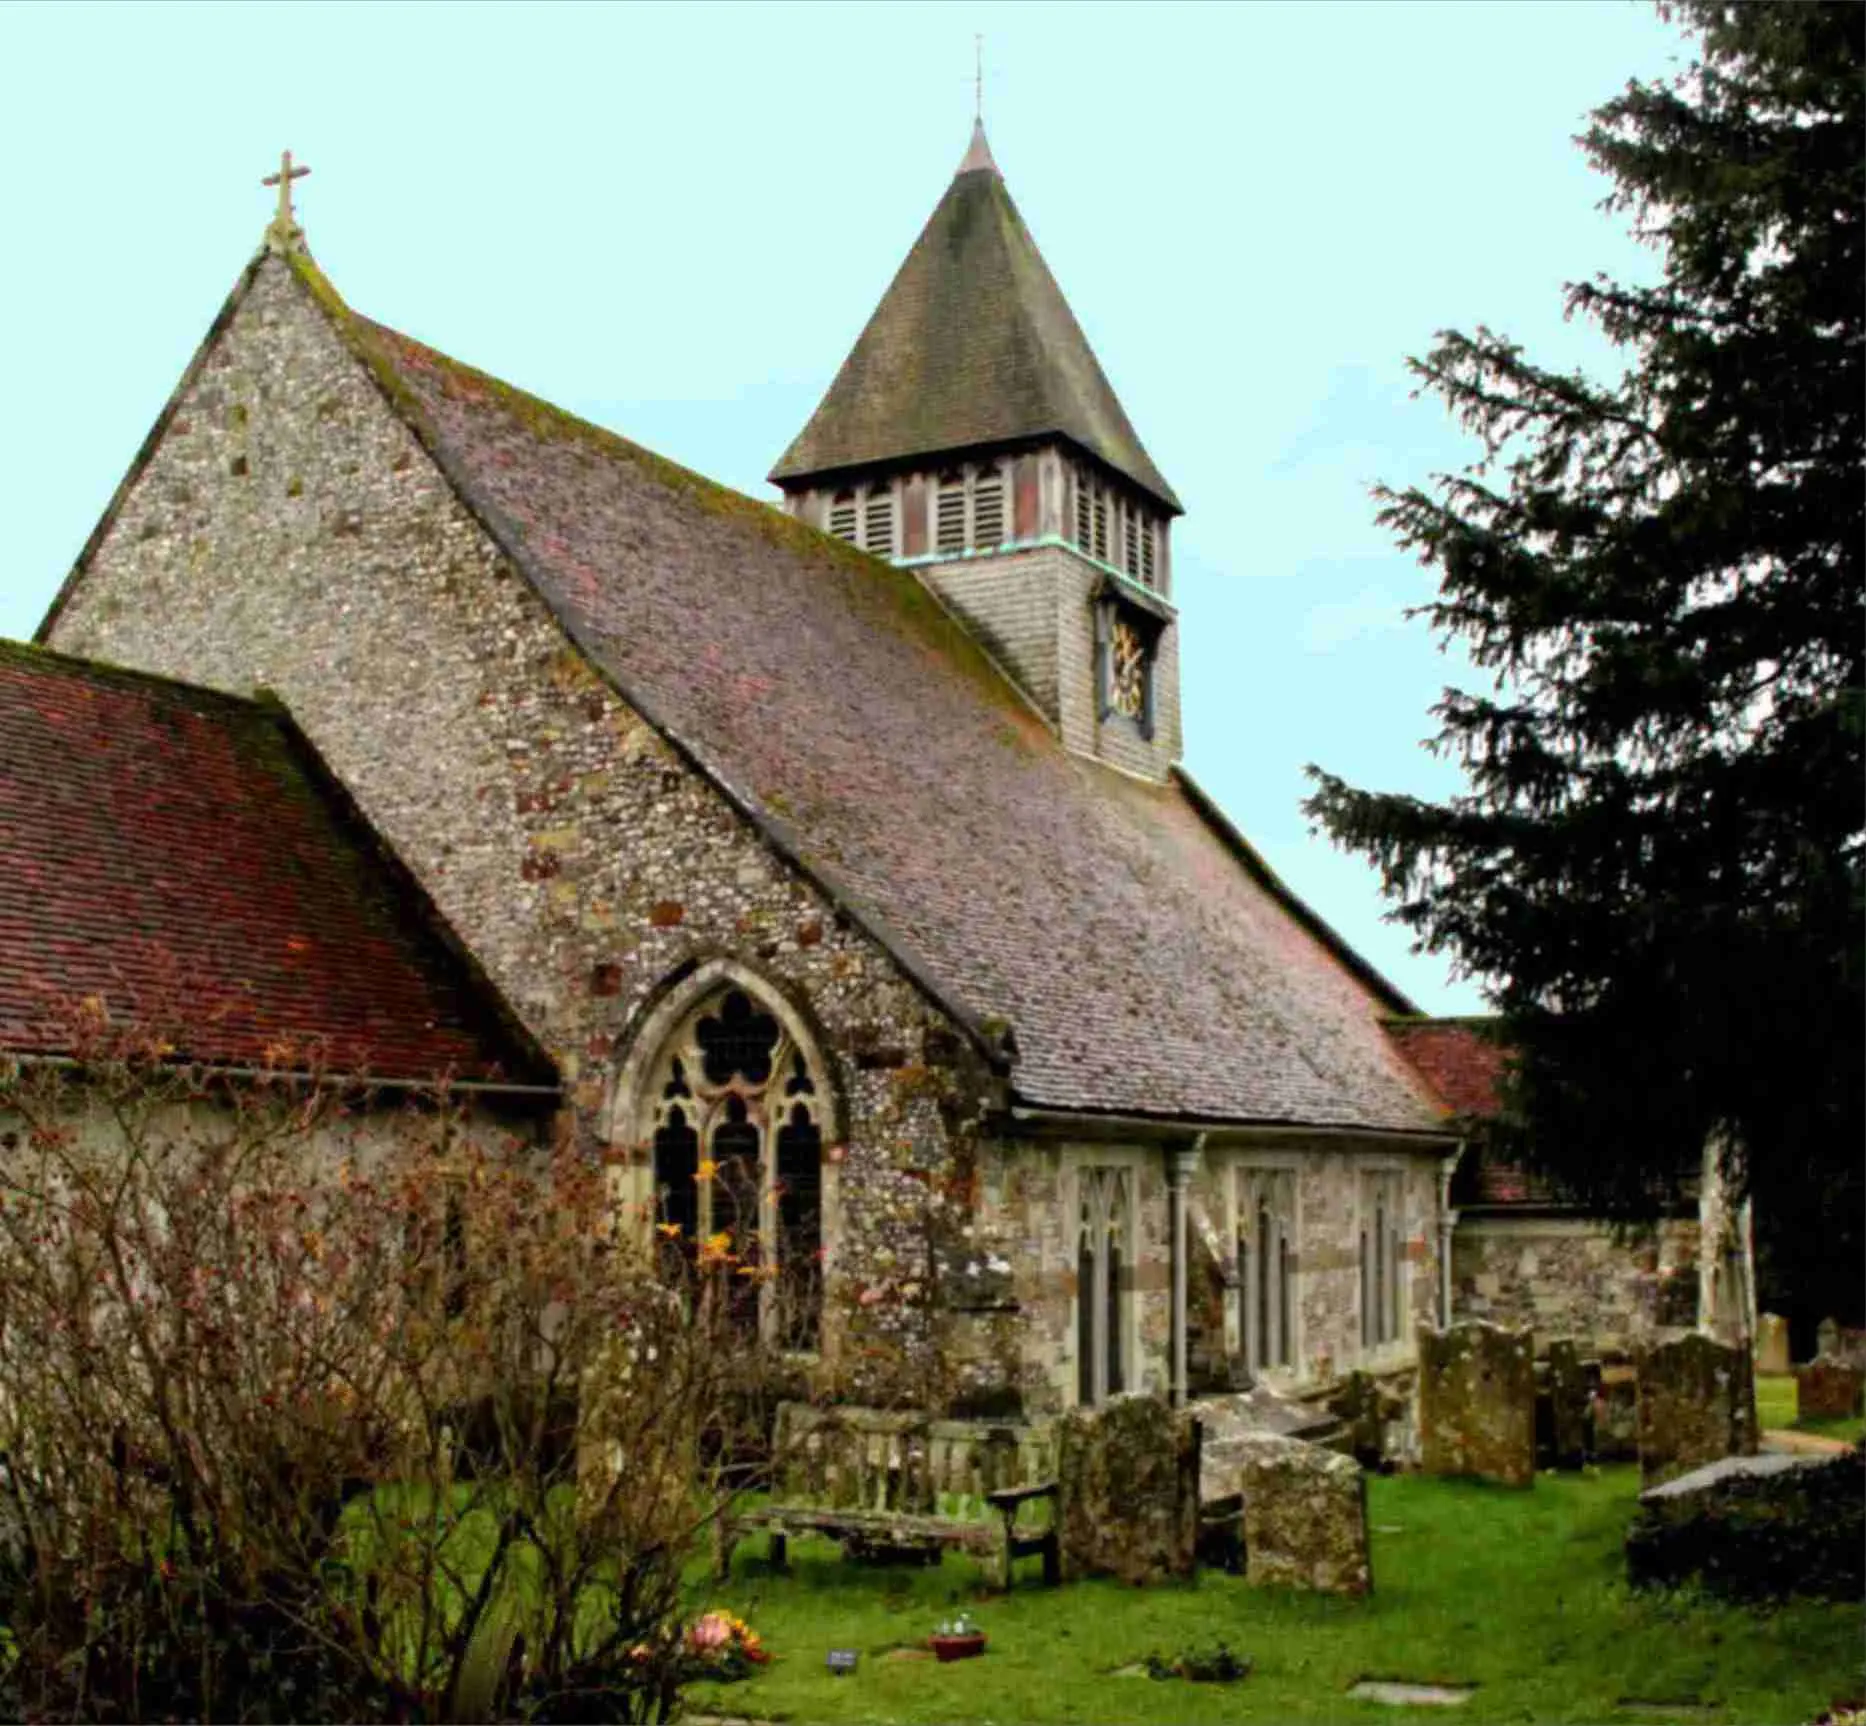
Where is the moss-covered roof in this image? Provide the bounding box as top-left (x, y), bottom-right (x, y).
top-left (770, 127), bottom-right (1182, 514)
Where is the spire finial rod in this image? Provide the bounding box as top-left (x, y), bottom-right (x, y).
top-left (975, 33), bottom-right (983, 124)
top-left (262, 149), bottom-right (310, 254)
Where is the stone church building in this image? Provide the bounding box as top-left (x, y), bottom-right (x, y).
top-left (19, 123), bottom-right (1735, 1418)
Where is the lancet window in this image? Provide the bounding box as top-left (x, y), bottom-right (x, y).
top-left (1075, 1165), bottom-right (1133, 1406)
top-left (1359, 1170), bottom-right (1406, 1350)
top-left (1236, 1168), bottom-right (1296, 1374)
top-left (644, 986), bottom-right (826, 1350)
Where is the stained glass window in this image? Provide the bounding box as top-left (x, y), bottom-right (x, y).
top-left (641, 982), bottom-right (828, 1350)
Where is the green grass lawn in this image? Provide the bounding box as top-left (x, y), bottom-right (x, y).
top-left (1757, 1374), bottom-right (1866, 1446)
top-left (691, 1467), bottom-right (1863, 1726)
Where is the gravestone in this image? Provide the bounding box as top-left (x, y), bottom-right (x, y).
top-left (1419, 1322), bottom-right (1536, 1487)
top-left (1636, 1333), bottom-right (1757, 1486)
top-left (1209, 1430), bottom-right (1370, 1595)
top-left (1627, 1448), bottom-right (1864, 1602)
top-left (1754, 1312), bottom-right (1791, 1376)
top-left (1055, 1393), bottom-right (1201, 1584)
top-left (1816, 1316), bottom-right (1839, 1359)
top-left (1796, 1354), bottom-right (1864, 1422)
top-left (1545, 1340), bottom-right (1592, 1470)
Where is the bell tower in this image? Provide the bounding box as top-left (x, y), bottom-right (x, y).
top-left (771, 121), bottom-right (1185, 781)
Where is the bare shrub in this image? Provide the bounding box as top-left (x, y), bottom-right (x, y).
top-left (0, 1004), bottom-right (775, 1722)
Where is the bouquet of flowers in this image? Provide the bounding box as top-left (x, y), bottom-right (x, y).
top-left (681, 1610), bottom-right (771, 1682)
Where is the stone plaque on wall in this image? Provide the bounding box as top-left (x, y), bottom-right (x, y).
top-left (1418, 1321), bottom-right (1536, 1487)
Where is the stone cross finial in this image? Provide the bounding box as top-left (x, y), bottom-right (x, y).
top-left (262, 150), bottom-right (310, 253)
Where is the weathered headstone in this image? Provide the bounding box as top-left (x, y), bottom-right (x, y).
top-left (1419, 1321), bottom-right (1536, 1487)
top-left (1816, 1316), bottom-right (1840, 1360)
top-left (1208, 1430), bottom-right (1370, 1595)
top-left (1754, 1312), bottom-right (1791, 1376)
top-left (1545, 1339), bottom-right (1593, 1470)
top-left (1636, 1333), bottom-right (1757, 1486)
top-left (1055, 1393), bottom-right (1201, 1584)
top-left (1796, 1354), bottom-right (1865, 1422)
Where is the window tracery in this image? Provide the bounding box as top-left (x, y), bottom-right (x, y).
top-left (644, 985), bottom-right (827, 1349)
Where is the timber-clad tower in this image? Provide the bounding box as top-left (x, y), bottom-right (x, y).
top-left (772, 121), bottom-right (1185, 783)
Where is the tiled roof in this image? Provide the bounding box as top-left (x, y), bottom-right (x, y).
top-left (1383, 1018), bottom-right (1506, 1120)
top-left (1384, 1018), bottom-right (1560, 1206)
top-left (280, 258), bottom-right (1445, 1136)
top-left (769, 126), bottom-right (1182, 514)
top-left (0, 641), bottom-right (552, 1086)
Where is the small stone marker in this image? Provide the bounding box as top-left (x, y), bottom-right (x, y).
top-left (1636, 1333), bottom-right (1757, 1486)
top-left (1348, 1679), bottom-right (1474, 1706)
top-left (1796, 1353), bottom-right (1865, 1421)
top-left (1754, 1312), bottom-right (1791, 1376)
top-left (1419, 1321), bottom-right (1536, 1487)
top-left (826, 1648), bottom-right (860, 1675)
top-left (1816, 1315), bottom-right (1840, 1359)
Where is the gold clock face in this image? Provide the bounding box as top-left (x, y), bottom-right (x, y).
top-left (1109, 617), bottom-right (1147, 720)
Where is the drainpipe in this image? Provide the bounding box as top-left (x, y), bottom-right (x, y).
top-left (1165, 1134), bottom-right (1204, 1407)
top-left (1437, 1141), bottom-right (1463, 1329)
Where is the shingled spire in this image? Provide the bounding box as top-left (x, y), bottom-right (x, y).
top-left (769, 124), bottom-right (1179, 514)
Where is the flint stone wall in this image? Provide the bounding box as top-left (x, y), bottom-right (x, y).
top-left (1055, 1394), bottom-right (1200, 1584)
top-left (1636, 1333), bottom-right (1757, 1486)
top-left (1452, 1215), bottom-right (1700, 1348)
top-left (1796, 1355), bottom-right (1864, 1422)
top-left (1419, 1321), bottom-right (1536, 1486)
top-left (1206, 1431), bottom-right (1370, 1596)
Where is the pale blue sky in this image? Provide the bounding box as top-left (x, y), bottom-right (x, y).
top-left (0, 1), bottom-right (1684, 1014)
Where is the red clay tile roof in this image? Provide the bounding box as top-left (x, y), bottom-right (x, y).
top-left (769, 131), bottom-right (1182, 514)
top-left (273, 258), bottom-right (1446, 1135)
top-left (0, 641), bottom-right (552, 1086)
top-left (1384, 1018), bottom-right (1562, 1206)
top-left (1384, 1018), bottom-right (1507, 1121)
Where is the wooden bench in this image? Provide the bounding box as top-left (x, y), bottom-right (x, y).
top-left (714, 1402), bottom-right (1061, 1590)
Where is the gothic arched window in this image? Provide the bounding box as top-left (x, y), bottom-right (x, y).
top-left (638, 983), bottom-right (829, 1349)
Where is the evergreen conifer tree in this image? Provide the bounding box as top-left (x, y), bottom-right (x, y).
top-left (1306, 2), bottom-right (1863, 1338)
